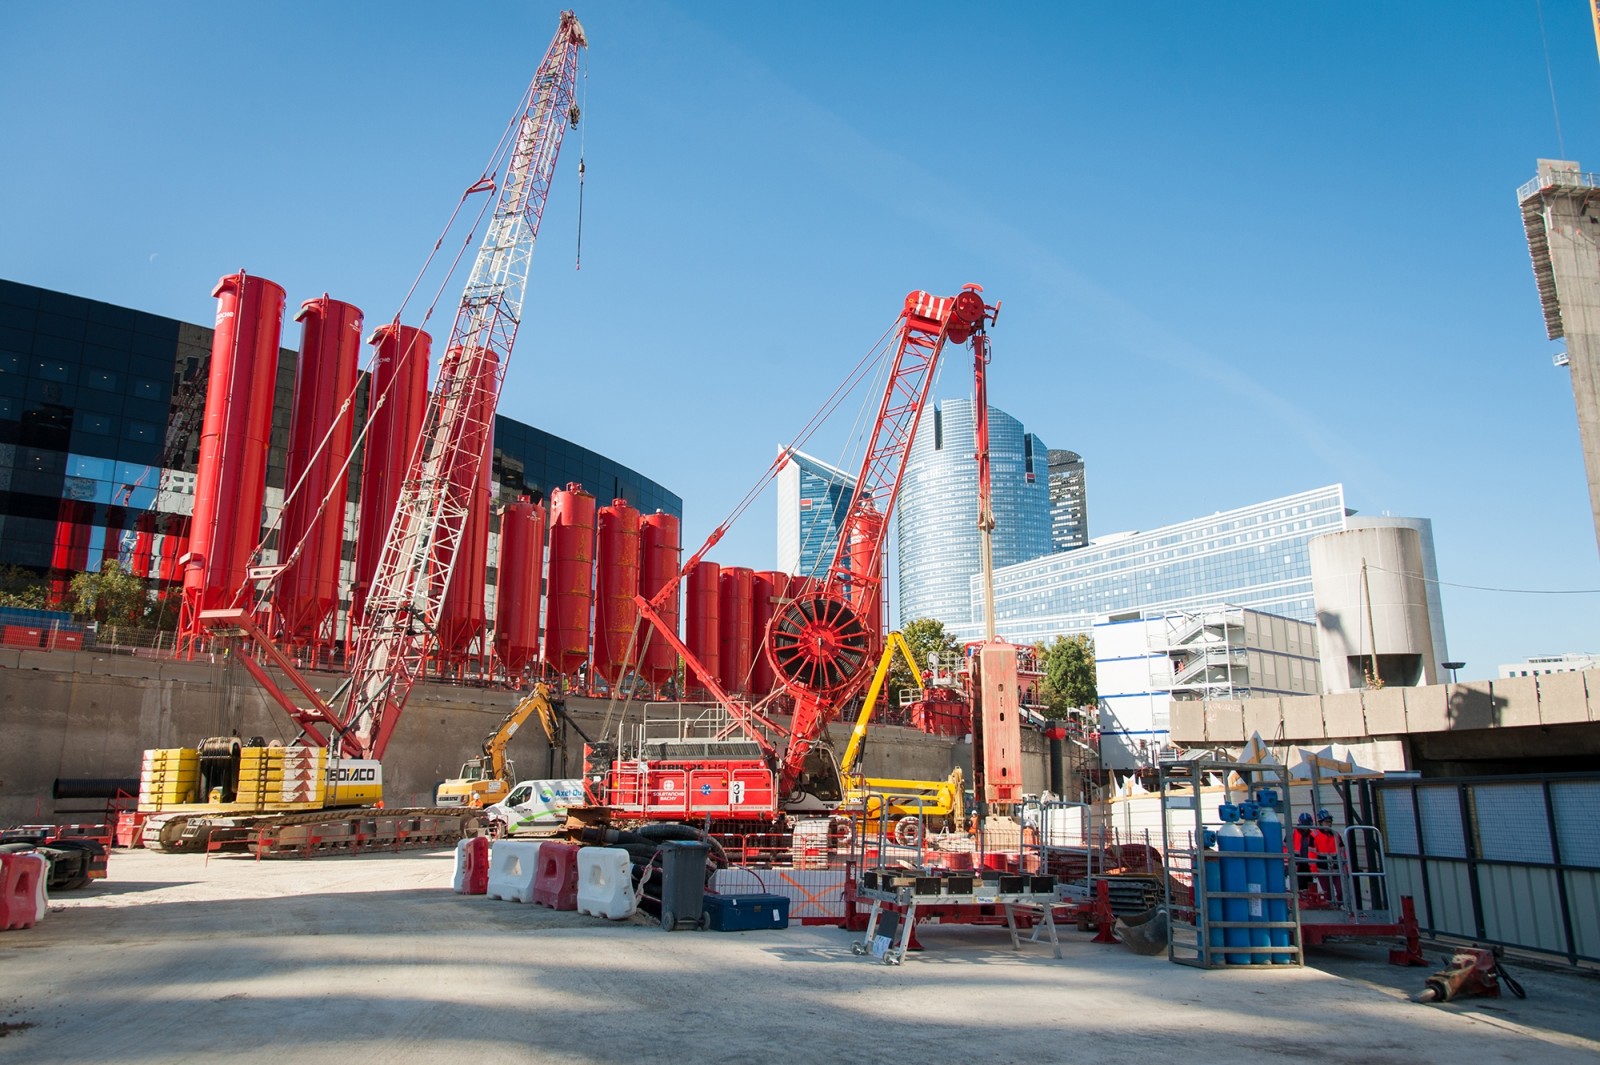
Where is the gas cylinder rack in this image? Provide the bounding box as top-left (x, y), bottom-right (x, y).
top-left (1159, 757), bottom-right (1303, 969)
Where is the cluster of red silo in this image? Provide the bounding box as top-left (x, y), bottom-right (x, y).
top-left (174, 271), bottom-right (431, 666)
top-left (681, 565), bottom-right (836, 700)
top-left (171, 270), bottom-right (692, 690)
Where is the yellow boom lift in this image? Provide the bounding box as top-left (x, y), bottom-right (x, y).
top-left (840, 631), bottom-right (965, 842)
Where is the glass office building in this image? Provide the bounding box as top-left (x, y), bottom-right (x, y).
top-left (775, 448), bottom-right (858, 578)
top-left (0, 278), bottom-right (681, 609)
top-left (896, 399), bottom-right (1053, 628)
top-left (1047, 448), bottom-right (1088, 551)
top-left (951, 484), bottom-right (1351, 645)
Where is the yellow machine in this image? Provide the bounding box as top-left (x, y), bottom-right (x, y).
top-left (435, 683), bottom-right (564, 808)
top-left (839, 632), bottom-right (966, 841)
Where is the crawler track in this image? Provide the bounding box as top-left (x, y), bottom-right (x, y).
top-left (144, 808), bottom-right (482, 858)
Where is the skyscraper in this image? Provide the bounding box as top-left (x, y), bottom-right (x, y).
top-left (896, 400), bottom-right (1054, 628)
top-left (775, 447), bottom-right (858, 578)
top-left (1047, 448), bottom-right (1087, 551)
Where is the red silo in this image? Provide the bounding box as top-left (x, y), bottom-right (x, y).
top-left (179, 271), bottom-right (286, 647)
top-left (750, 570), bottom-right (784, 696)
top-left (277, 296), bottom-right (362, 657)
top-left (593, 498), bottom-right (641, 686)
top-left (352, 323), bottom-right (430, 632)
top-left (685, 560), bottom-right (721, 697)
top-left (717, 566), bottom-right (754, 696)
top-left (638, 511), bottom-right (681, 689)
top-left (435, 346), bottom-right (497, 674)
top-left (544, 483), bottom-right (596, 678)
top-left (848, 506), bottom-right (886, 651)
top-left (494, 496), bottom-right (546, 678)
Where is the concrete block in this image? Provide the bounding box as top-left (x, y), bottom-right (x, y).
top-left (1449, 681), bottom-right (1496, 730)
top-left (1241, 697), bottom-right (1282, 742)
top-left (1403, 685), bottom-right (1450, 733)
top-left (1320, 692), bottom-right (1364, 738)
top-left (1362, 688), bottom-right (1407, 736)
top-left (1538, 672), bottom-right (1589, 725)
top-left (1588, 669), bottom-right (1600, 721)
top-left (1169, 701), bottom-right (1204, 744)
top-left (1203, 700), bottom-right (1245, 744)
top-left (1281, 695), bottom-right (1327, 741)
top-left (1492, 676), bottom-right (1540, 728)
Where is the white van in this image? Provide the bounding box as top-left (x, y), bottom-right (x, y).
top-left (481, 779), bottom-right (586, 836)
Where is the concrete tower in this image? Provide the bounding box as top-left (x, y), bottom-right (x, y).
top-left (1520, 158), bottom-right (1600, 555)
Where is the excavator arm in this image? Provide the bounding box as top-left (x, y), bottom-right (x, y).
top-left (484, 682), bottom-right (563, 786)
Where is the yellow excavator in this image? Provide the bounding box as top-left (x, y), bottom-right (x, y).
top-left (839, 631), bottom-right (966, 843)
top-left (435, 682), bottom-right (565, 808)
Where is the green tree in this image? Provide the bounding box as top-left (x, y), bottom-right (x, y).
top-left (67, 560), bottom-right (152, 627)
top-left (1039, 633), bottom-right (1096, 718)
top-left (887, 617), bottom-right (960, 709)
top-left (0, 565), bottom-right (50, 610)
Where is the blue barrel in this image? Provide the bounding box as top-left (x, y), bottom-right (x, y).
top-left (1215, 804), bottom-right (1248, 964)
top-left (1202, 828), bottom-right (1224, 961)
top-left (1238, 801), bottom-right (1272, 965)
top-left (1254, 789), bottom-right (1292, 963)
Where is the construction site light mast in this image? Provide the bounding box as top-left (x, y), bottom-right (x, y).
top-left (340, 11), bottom-right (587, 761)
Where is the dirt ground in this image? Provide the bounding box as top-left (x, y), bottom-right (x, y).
top-left (2, 849), bottom-right (1597, 1065)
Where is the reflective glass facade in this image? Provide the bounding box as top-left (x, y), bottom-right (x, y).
top-left (950, 484), bottom-right (1349, 645)
top-left (775, 449), bottom-right (857, 578)
top-left (1047, 448), bottom-right (1087, 551)
top-left (896, 400), bottom-right (1053, 627)
top-left (0, 279), bottom-right (681, 611)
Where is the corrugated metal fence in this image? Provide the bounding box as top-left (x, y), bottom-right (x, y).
top-left (1377, 774), bottom-right (1600, 965)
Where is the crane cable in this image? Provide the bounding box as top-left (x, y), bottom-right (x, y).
top-left (575, 46), bottom-right (588, 270)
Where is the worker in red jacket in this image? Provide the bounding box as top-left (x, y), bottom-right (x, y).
top-left (1292, 812), bottom-right (1316, 891)
top-left (1312, 810), bottom-right (1342, 902)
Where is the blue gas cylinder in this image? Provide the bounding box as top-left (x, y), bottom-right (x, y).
top-left (1215, 803), bottom-right (1248, 964)
top-left (1238, 801), bottom-right (1272, 965)
top-left (1202, 828), bottom-right (1224, 960)
top-left (1254, 789), bottom-right (1292, 963)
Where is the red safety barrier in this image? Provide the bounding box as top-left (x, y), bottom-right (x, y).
top-left (464, 835), bottom-right (489, 895)
top-left (0, 852), bottom-right (48, 930)
top-left (115, 811), bottom-right (148, 848)
top-left (532, 841), bottom-right (580, 910)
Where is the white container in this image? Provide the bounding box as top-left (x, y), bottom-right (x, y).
top-left (576, 846), bottom-right (636, 920)
top-left (486, 840), bottom-right (544, 903)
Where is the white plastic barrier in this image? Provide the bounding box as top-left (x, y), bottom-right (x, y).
top-left (486, 840), bottom-right (544, 903)
top-left (452, 838), bottom-right (472, 893)
top-left (576, 846), bottom-right (637, 920)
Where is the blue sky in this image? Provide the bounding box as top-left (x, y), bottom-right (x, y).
top-left (3, 2), bottom-right (1598, 679)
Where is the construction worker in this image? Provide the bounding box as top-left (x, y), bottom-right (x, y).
top-left (1292, 812), bottom-right (1316, 891)
top-left (1312, 809), bottom-right (1342, 902)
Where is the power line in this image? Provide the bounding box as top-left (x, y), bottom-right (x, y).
top-left (1364, 561), bottom-right (1600, 595)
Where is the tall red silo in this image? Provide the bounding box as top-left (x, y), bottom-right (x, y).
top-left (685, 560), bottom-right (721, 697)
top-left (717, 566), bottom-right (754, 696)
top-left (750, 570), bottom-right (784, 696)
top-left (848, 506), bottom-right (886, 652)
top-left (179, 271), bottom-right (286, 647)
top-left (593, 498), bottom-right (640, 686)
top-left (638, 511), bottom-right (681, 689)
top-left (352, 323), bottom-right (430, 632)
top-left (494, 496), bottom-right (546, 677)
top-left (544, 483), bottom-right (596, 677)
top-left (277, 295), bottom-right (362, 655)
top-left (434, 346), bottom-right (497, 674)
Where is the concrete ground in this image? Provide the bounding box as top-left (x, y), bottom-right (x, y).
top-left (2, 850), bottom-right (1597, 1065)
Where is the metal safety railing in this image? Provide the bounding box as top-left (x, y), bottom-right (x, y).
top-left (1518, 168), bottom-right (1600, 203)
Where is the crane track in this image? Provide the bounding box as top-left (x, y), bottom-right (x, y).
top-left (148, 808), bottom-right (483, 858)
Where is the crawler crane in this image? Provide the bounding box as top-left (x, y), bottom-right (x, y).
top-left (595, 285), bottom-right (999, 827)
top-left (138, 12), bottom-right (588, 855)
